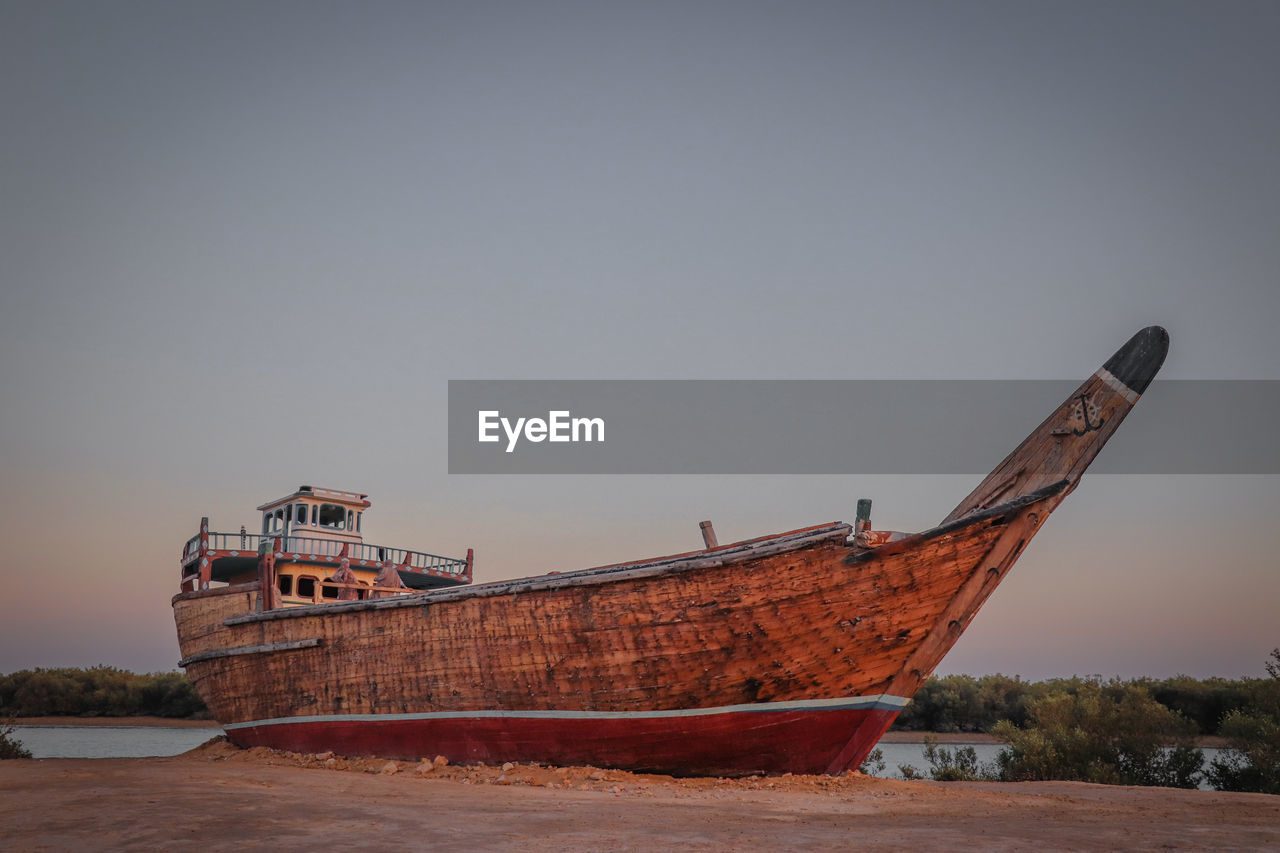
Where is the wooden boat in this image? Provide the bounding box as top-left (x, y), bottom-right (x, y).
top-left (174, 327), bottom-right (1169, 776)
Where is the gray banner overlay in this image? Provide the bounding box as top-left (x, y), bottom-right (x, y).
top-left (448, 380), bottom-right (1279, 475)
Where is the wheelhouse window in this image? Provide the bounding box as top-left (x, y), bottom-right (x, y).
top-left (263, 508), bottom-right (286, 534)
top-left (295, 504), bottom-right (307, 525)
top-left (318, 503), bottom-right (346, 530)
top-left (310, 505), bottom-right (318, 526)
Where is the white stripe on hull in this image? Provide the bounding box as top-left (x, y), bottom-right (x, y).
top-left (225, 693), bottom-right (912, 730)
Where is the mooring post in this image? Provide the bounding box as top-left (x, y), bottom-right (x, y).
top-left (699, 520), bottom-right (719, 550)
top-left (257, 536), bottom-right (277, 612)
top-left (855, 499), bottom-right (872, 534)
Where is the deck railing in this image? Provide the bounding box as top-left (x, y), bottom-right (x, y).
top-left (208, 532), bottom-right (271, 552)
top-left (184, 530), bottom-right (469, 577)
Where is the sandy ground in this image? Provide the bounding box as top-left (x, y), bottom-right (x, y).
top-left (1, 738), bottom-right (1276, 852)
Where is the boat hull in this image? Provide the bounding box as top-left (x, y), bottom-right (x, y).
top-left (174, 328), bottom-right (1170, 776)
top-left (224, 701), bottom-right (903, 776)
top-left (175, 500), bottom-right (1045, 776)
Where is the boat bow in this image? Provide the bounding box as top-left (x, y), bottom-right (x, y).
top-left (826, 326), bottom-right (1169, 772)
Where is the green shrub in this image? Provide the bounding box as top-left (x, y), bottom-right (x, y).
top-left (991, 680), bottom-right (1202, 788)
top-left (898, 762), bottom-right (925, 781)
top-left (922, 735), bottom-right (996, 781)
top-left (1205, 649), bottom-right (1280, 794)
top-left (0, 721), bottom-right (32, 760)
top-left (857, 747), bottom-right (886, 776)
top-left (895, 736), bottom-right (998, 782)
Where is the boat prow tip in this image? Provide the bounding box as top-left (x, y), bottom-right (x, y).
top-left (1102, 325), bottom-right (1169, 398)
top-left (943, 326), bottom-right (1170, 523)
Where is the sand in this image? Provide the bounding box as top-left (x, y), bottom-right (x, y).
top-left (1, 738), bottom-right (1276, 851)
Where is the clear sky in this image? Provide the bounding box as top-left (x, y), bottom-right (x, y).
top-left (1, 1), bottom-right (1276, 679)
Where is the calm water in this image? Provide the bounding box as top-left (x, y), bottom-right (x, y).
top-left (9, 726), bottom-right (223, 759)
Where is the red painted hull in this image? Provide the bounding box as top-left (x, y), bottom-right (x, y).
top-left (227, 707), bottom-right (901, 777)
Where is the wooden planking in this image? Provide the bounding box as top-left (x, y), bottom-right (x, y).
top-left (823, 500), bottom-right (1053, 772)
top-left (943, 327), bottom-right (1167, 524)
top-left (172, 328), bottom-right (1168, 773)
top-left (222, 524), bottom-right (854, 626)
top-left (176, 515), bottom-right (1014, 726)
top-left (178, 638), bottom-right (323, 667)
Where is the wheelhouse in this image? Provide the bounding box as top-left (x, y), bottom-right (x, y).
top-left (258, 486), bottom-right (368, 543)
top-left (179, 485), bottom-right (472, 608)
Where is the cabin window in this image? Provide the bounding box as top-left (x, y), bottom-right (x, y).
top-left (322, 580), bottom-right (339, 599)
top-left (277, 575), bottom-right (293, 596)
top-left (296, 576), bottom-right (317, 599)
top-left (295, 504), bottom-right (307, 525)
top-left (318, 503), bottom-right (346, 530)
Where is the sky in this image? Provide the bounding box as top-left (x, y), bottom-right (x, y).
top-left (1, 1), bottom-right (1277, 679)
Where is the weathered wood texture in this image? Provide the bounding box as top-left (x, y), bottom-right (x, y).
top-left (175, 501), bottom-right (1038, 727)
top-left (172, 328), bottom-right (1168, 774)
top-left (178, 638), bottom-right (323, 667)
top-left (945, 326), bottom-right (1168, 522)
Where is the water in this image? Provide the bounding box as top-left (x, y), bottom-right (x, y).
top-left (871, 741), bottom-right (1226, 790)
top-left (8, 725), bottom-right (223, 759)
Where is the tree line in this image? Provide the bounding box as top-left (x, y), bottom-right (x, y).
top-left (892, 671), bottom-right (1274, 737)
top-left (0, 665), bottom-right (1269, 732)
top-left (0, 666), bottom-right (206, 719)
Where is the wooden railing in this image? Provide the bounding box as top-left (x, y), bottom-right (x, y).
top-left (182, 530), bottom-right (469, 577)
top-left (208, 532), bottom-right (270, 552)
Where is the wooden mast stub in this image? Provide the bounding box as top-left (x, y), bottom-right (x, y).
top-left (699, 521), bottom-right (718, 550)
